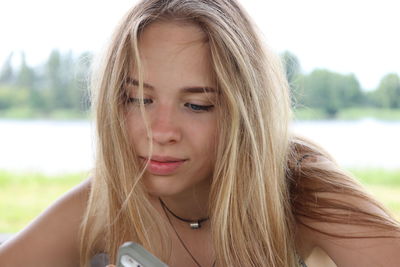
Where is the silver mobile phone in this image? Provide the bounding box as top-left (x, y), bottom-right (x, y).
top-left (116, 242), bottom-right (169, 267)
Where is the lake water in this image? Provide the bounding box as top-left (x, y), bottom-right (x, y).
top-left (0, 119), bottom-right (399, 174)
top-left (0, 120), bottom-right (95, 174)
top-left (292, 119), bottom-right (400, 169)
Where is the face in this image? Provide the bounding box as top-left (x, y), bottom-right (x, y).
top-left (126, 21), bottom-right (218, 198)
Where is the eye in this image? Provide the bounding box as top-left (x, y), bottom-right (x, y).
top-left (127, 98), bottom-right (153, 105)
top-left (184, 103), bottom-right (214, 112)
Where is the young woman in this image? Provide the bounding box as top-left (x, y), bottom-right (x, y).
top-left (1, 0), bottom-right (399, 266)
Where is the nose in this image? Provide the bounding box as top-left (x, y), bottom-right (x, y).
top-left (150, 104), bottom-right (182, 145)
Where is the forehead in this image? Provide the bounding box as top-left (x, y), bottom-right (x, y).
top-left (135, 21), bottom-right (214, 86)
top-left (140, 20), bottom-right (207, 47)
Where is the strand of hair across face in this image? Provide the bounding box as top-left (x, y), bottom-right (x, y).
top-left (159, 198), bottom-right (215, 267)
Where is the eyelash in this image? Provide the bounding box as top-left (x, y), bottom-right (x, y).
top-left (184, 103), bottom-right (214, 112)
top-left (127, 98), bottom-right (214, 112)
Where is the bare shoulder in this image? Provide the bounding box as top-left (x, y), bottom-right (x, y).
top-left (295, 193), bottom-right (400, 267)
top-left (0, 177), bottom-right (91, 267)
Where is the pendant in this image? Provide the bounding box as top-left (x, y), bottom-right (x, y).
top-left (190, 221), bottom-right (200, 229)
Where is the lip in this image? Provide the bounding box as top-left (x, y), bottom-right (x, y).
top-left (140, 156), bottom-right (187, 175)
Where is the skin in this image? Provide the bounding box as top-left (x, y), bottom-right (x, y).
top-left (0, 21), bottom-right (399, 267)
top-left (126, 21), bottom-right (217, 267)
top-left (126, 21), bottom-right (218, 221)
top-left (0, 179), bottom-right (90, 266)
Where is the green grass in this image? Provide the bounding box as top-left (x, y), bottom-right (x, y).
top-left (350, 168), bottom-right (400, 186)
top-left (0, 169), bottom-right (399, 233)
top-left (0, 107), bottom-right (90, 120)
top-left (0, 171), bottom-right (87, 233)
top-left (294, 107), bottom-right (400, 121)
top-left (349, 169), bottom-right (400, 220)
top-left (337, 108), bottom-right (400, 121)
top-left (363, 184), bottom-right (400, 220)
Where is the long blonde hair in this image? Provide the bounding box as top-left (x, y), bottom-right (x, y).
top-left (79, 1), bottom-right (399, 266)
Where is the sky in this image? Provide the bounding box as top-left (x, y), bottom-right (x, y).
top-left (0, 0), bottom-right (399, 91)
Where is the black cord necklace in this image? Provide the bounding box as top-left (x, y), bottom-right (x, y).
top-left (159, 198), bottom-right (209, 229)
top-left (159, 198), bottom-right (216, 267)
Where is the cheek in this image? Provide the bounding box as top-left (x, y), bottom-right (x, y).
top-left (188, 119), bottom-right (218, 156)
top-left (126, 113), bottom-right (146, 148)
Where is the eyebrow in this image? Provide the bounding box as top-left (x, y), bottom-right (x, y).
top-left (126, 78), bottom-right (217, 94)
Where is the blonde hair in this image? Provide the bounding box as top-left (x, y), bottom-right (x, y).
top-left (79, 1), bottom-right (400, 266)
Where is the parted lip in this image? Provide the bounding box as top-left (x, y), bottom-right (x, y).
top-left (140, 155), bottom-right (187, 162)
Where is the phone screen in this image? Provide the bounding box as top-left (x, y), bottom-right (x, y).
top-left (117, 242), bottom-right (169, 267)
top-left (120, 254), bottom-right (144, 267)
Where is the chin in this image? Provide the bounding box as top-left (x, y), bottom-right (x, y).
top-left (143, 175), bottom-right (187, 197)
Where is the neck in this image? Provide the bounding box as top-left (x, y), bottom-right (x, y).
top-left (163, 190), bottom-right (210, 221)
top-left (155, 181), bottom-right (211, 225)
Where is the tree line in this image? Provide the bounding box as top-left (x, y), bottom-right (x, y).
top-left (0, 50), bottom-right (92, 118)
top-left (282, 51), bottom-right (400, 117)
top-left (0, 50), bottom-right (399, 119)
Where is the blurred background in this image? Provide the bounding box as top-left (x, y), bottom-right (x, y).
top-left (0, 0), bottom-right (399, 254)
